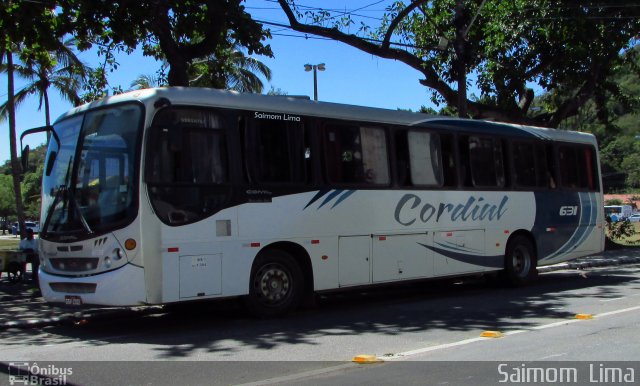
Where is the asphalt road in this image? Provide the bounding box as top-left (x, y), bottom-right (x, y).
top-left (1, 264), bottom-right (639, 385)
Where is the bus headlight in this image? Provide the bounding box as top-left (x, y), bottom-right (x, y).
top-left (112, 248), bottom-right (123, 261)
top-left (103, 256), bottom-right (112, 269)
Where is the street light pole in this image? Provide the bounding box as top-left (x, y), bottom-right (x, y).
top-left (304, 63), bottom-right (326, 101)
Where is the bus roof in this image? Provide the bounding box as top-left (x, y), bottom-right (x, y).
top-left (57, 87), bottom-right (597, 145)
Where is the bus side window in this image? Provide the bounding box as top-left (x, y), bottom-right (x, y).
top-left (245, 119), bottom-right (306, 184)
top-left (557, 144), bottom-right (598, 191)
top-left (513, 141), bottom-right (539, 188)
top-left (394, 130), bottom-right (411, 186)
top-left (583, 146), bottom-right (599, 191)
top-left (465, 136), bottom-right (505, 188)
top-left (440, 134), bottom-right (457, 187)
top-left (145, 108), bottom-right (231, 225)
top-left (324, 124), bottom-right (389, 185)
top-left (395, 130), bottom-right (443, 187)
top-left (458, 136), bottom-right (473, 188)
top-left (545, 144), bottom-right (557, 189)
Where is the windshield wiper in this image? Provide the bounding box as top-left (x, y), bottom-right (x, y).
top-left (41, 156), bottom-right (94, 237)
top-left (67, 187), bottom-right (93, 235)
top-left (41, 185), bottom-right (66, 238)
top-left (41, 185), bottom-right (94, 237)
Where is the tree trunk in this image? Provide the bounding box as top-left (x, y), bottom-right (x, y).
top-left (6, 51), bottom-right (27, 239)
top-left (453, 0), bottom-right (468, 118)
top-left (44, 90), bottom-right (51, 142)
top-left (167, 58), bottom-right (190, 87)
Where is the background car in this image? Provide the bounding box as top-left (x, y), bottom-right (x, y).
top-left (629, 213), bottom-right (640, 222)
top-left (11, 221), bottom-right (40, 235)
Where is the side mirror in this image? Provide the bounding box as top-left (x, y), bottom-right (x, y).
top-left (21, 145), bottom-right (30, 171)
top-left (21, 125), bottom-right (60, 176)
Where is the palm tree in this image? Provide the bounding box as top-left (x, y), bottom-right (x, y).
top-left (1, 39), bottom-right (86, 238)
top-left (0, 38), bottom-right (87, 126)
top-left (2, 44), bottom-right (28, 238)
top-left (130, 73), bottom-right (166, 90)
top-left (188, 43), bottom-right (272, 93)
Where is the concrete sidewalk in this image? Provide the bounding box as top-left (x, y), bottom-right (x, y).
top-left (1, 248), bottom-right (639, 331)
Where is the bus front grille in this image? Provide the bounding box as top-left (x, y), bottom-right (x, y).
top-left (50, 258), bottom-right (100, 272)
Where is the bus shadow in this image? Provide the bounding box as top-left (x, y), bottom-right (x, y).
top-left (2, 267), bottom-right (639, 360)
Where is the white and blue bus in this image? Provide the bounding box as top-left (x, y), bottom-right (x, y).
top-left (23, 87), bottom-right (604, 316)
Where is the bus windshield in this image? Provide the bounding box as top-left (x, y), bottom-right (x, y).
top-left (41, 103), bottom-right (143, 240)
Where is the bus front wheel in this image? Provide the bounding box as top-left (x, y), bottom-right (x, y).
top-left (245, 249), bottom-right (303, 317)
top-left (503, 236), bottom-right (537, 286)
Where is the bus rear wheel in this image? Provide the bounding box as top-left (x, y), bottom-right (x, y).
top-left (503, 236), bottom-right (537, 286)
top-left (245, 249), bottom-right (303, 317)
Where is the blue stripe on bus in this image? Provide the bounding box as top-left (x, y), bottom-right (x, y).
top-left (542, 192), bottom-right (597, 260)
top-left (433, 241), bottom-right (483, 255)
top-left (331, 190), bottom-right (356, 209)
top-left (304, 189), bottom-right (332, 209)
top-left (304, 189), bottom-right (357, 210)
top-left (418, 243), bottom-right (503, 268)
top-left (318, 190), bottom-right (345, 209)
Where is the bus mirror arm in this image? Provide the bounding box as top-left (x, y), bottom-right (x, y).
top-left (20, 125), bottom-right (60, 170)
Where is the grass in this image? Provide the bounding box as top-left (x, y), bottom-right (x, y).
top-left (0, 237), bottom-right (20, 250)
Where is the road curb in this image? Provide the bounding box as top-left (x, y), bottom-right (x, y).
top-left (538, 256), bottom-right (640, 273)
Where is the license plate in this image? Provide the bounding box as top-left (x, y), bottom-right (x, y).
top-left (65, 296), bottom-right (83, 306)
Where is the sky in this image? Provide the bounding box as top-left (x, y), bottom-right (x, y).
top-left (0, 1), bottom-right (435, 164)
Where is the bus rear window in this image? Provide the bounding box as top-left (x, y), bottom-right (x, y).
top-left (558, 145), bottom-right (599, 191)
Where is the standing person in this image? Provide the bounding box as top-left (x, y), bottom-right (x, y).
top-left (19, 228), bottom-right (39, 283)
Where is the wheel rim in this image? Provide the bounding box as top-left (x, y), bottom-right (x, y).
top-left (511, 245), bottom-right (531, 277)
top-left (254, 263), bottom-right (292, 306)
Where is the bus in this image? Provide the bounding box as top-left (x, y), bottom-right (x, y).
top-left (23, 87), bottom-right (605, 316)
top-left (603, 205), bottom-right (632, 222)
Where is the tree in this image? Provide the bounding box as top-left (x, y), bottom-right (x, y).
top-left (0, 174), bottom-right (16, 230)
top-left (189, 42), bottom-right (272, 92)
top-left (132, 41), bottom-right (272, 93)
top-left (277, 0), bottom-right (640, 126)
top-left (0, 39), bottom-right (87, 126)
top-left (130, 74), bottom-right (166, 90)
top-left (1, 0), bottom-right (64, 238)
top-left (58, 0), bottom-right (273, 87)
top-left (0, 144), bottom-right (46, 222)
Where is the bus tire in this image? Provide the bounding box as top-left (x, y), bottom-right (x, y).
top-left (245, 249), bottom-right (303, 317)
top-left (503, 236), bottom-right (537, 286)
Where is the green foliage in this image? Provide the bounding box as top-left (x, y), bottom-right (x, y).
top-left (0, 145), bottom-right (46, 221)
top-left (606, 219), bottom-right (637, 241)
top-left (0, 174), bottom-right (16, 220)
top-left (0, 38), bottom-right (87, 123)
top-left (280, 0), bottom-right (640, 126)
top-left (605, 199), bottom-right (623, 206)
top-left (187, 41), bottom-right (272, 92)
top-left (57, 0), bottom-right (273, 88)
top-left (266, 87), bottom-right (288, 96)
